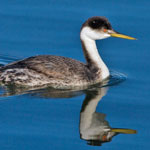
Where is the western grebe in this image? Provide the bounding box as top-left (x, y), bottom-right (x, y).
top-left (0, 16), bottom-right (136, 89)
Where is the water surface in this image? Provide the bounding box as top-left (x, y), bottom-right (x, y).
top-left (0, 0), bottom-right (150, 150)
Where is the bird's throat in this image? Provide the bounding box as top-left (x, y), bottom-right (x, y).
top-left (80, 33), bottom-right (110, 80)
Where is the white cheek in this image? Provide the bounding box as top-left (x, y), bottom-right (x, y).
top-left (96, 32), bottom-right (111, 40)
top-left (80, 27), bottom-right (110, 40)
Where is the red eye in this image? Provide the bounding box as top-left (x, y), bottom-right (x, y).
top-left (102, 135), bottom-right (107, 141)
top-left (103, 29), bottom-right (107, 32)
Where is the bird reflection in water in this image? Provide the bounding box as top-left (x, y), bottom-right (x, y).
top-left (80, 87), bottom-right (136, 146)
top-left (0, 80), bottom-right (136, 147)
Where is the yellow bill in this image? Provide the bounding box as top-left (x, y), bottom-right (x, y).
top-left (111, 128), bottom-right (137, 134)
top-left (110, 33), bottom-right (136, 40)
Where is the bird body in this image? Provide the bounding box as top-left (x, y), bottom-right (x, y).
top-left (0, 55), bottom-right (102, 88)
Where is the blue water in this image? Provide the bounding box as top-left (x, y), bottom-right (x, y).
top-left (0, 0), bottom-right (150, 149)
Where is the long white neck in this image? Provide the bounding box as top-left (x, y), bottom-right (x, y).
top-left (80, 27), bottom-right (110, 80)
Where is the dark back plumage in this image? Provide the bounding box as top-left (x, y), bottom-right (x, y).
top-left (0, 55), bottom-right (99, 88)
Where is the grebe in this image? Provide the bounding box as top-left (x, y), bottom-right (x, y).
top-left (0, 16), bottom-right (136, 89)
